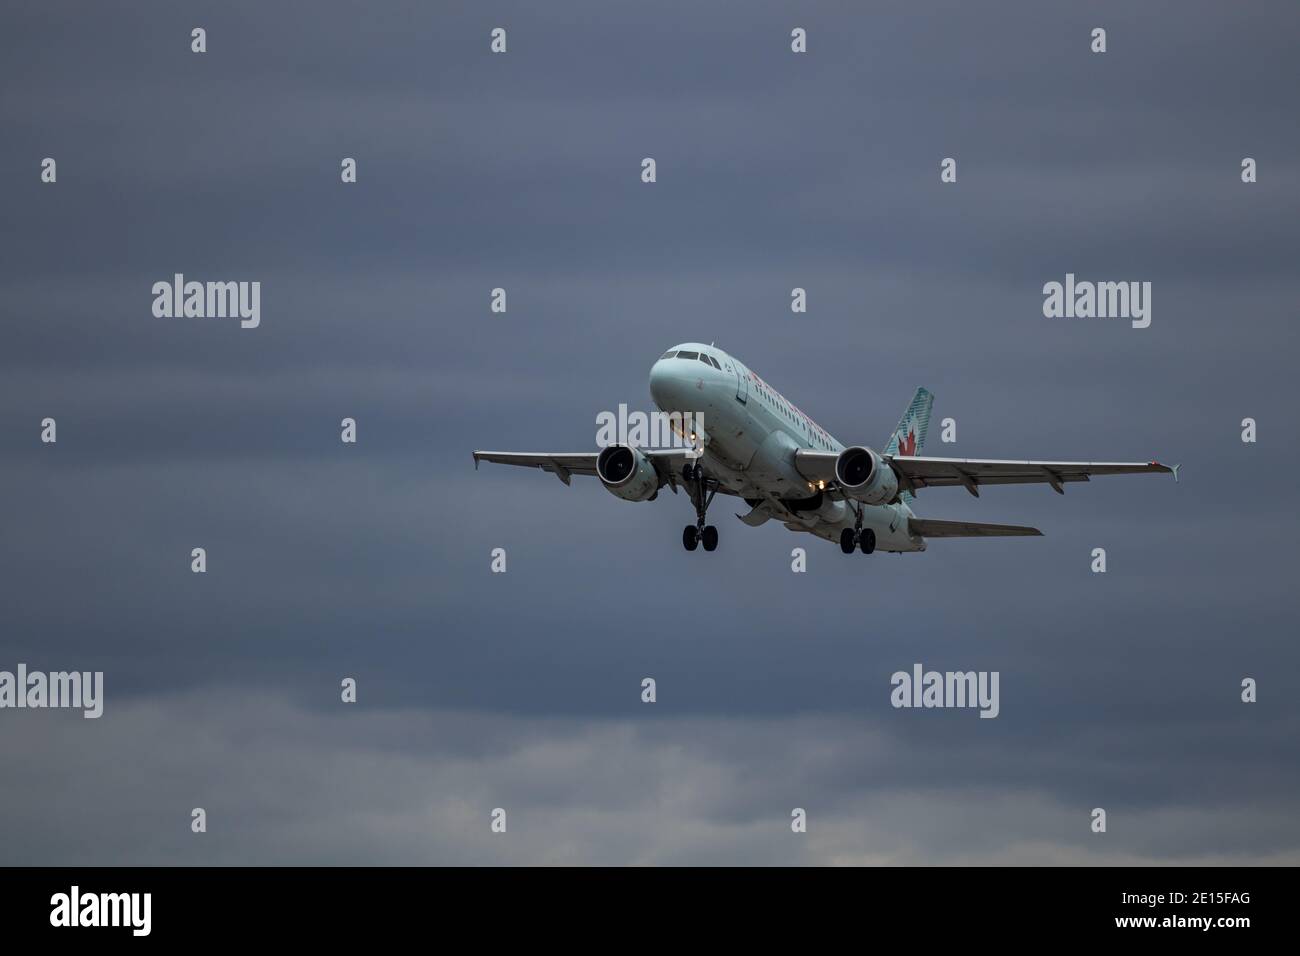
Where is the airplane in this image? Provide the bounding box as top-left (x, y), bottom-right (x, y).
top-left (473, 343), bottom-right (1177, 555)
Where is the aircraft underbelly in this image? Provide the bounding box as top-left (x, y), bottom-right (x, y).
top-left (791, 504), bottom-right (926, 553)
top-left (701, 401), bottom-right (923, 552)
top-left (706, 416), bottom-right (761, 472)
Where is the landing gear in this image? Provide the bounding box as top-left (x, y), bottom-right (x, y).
top-left (701, 525), bottom-right (719, 551)
top-left (841, 505), bottom-right (875, 555)
top-left (682, 523), bottom-right (717, 551)
top-left (681, 461), bottom-right (719, 552)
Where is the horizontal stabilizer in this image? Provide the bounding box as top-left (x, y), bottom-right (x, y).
top-left (909, 518), bottom-right (1042, 538)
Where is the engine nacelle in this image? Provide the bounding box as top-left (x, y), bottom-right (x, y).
top-left (596, 445), bottom-right (659, 502)
top-left (835, 445), bottom-right (899, 505)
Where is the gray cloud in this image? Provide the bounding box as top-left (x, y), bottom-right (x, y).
top-left (1, 692), bottom-right (1295, 865)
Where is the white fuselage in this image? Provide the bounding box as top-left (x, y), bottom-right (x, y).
top-left (648, 343), bottom-right (924, 553)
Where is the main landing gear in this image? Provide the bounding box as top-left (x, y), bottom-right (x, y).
top-left (839, 504), bottom-right (876, 555)
top-left (681, 462), bottom-right (719, 552)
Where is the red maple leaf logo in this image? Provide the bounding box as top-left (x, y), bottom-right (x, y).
top-left (897, 428), bottom-right (917, 456)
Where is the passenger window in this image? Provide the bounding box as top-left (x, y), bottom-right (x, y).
top-left (677, 350), bottom-right (698, 360)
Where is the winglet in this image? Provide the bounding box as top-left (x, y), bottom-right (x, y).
top-left (472, 452), bottom-right (480, 471)
top-left (1150, 459), bottom-right (1178, 482)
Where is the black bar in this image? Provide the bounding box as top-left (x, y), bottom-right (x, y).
top-left (0, 866), bottom-right (1280, 942)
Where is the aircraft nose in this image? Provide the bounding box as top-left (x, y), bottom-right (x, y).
top-left (650, 352), bottom-right (725, 412)
top-left (649, 359), bottom-right (679, 409)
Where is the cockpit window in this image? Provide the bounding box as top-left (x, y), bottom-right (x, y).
top-left (661, 350), bottom-right (677, 359)
top-left (707, 355), bottom-right (722, 369)
top-left (676, 350), bottom-right (698, 360)
top-left (697, 354), bottom-right (712, 367)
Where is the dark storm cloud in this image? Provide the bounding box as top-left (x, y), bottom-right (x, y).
top-left (1, 0), bottom-right (1297, 863)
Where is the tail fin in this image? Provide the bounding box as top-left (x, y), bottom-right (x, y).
top-left (885, 388), bottom-right (933, 504)
top-left (884, 387), bottom-right (934, 458)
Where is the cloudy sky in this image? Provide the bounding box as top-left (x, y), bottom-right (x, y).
top-left (1, 0), bottom-right (1297, 864)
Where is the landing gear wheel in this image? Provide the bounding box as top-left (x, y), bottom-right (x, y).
top-left (840, 528), bottom-right (856, 554)
top-left (682, 463), bottom-right (699, 482)
top-left (701, 525), bottom-right (719, 551)
top-left (859, 529), bottom-right (876, 554)
top-left (683, 525), bottom-right (699, 551)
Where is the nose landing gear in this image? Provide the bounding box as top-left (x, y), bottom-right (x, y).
top-left (681, 462), bottom-right (719, 552)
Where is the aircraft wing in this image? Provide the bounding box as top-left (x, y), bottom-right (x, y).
top-left (793, 450), bottom-right (1176, 497)
top-left (472, 451), bottom-right (599, 485)
top-left (909, 518), bottom-right (1042, 537)
top-left (887, 456), bottom-right (1176, 497)
top-left (472, 448), bottom-right (712, 490)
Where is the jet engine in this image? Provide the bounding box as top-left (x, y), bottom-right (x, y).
top-left (835, 445), bottom-right (899, 505)
top-left (596, 445), bottom-right (659, 502)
